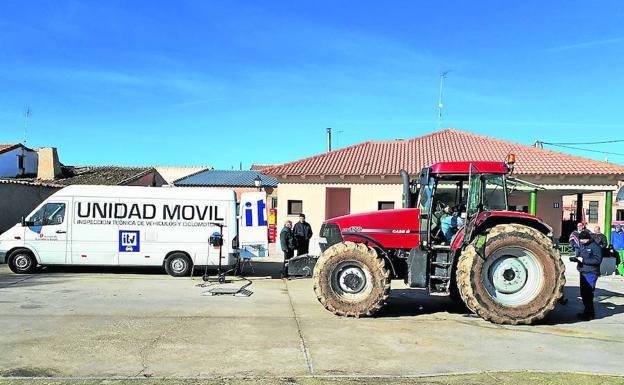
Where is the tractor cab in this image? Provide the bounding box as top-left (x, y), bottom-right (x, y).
top-left (414, 160), bottom-right (511, 249)
top-left (403, 157), bottom-right (519, 295)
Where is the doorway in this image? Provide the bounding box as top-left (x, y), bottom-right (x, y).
top-left (325, 188), bottom-right (351, 219)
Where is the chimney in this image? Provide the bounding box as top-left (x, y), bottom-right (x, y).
top-left (36, 147), bottom-right (62, 180)
top-left (326, 127), bottom-right (332, 152)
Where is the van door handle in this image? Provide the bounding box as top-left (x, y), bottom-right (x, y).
top-left (56, 230), bottom-right (67, 234)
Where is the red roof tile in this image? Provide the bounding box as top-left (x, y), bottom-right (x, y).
top-left (250, 164), bottom-right (276, 171)
top-left (263, 129), bottom-right (624, 177)
top-left (0, 144), bottom-right (20, 154)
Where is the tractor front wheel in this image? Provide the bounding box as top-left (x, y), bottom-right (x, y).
top-left (456, 224), bottom-right (565, 325)
top-left (313, 241), bottom-right (390, 317)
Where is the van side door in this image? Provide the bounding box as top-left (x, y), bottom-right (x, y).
top-left (71, 198), bottom-right (119, 265)
top-left (24, 201), bottom-right (69, 264)
top-left (238, 192), bottom-right (269, 258)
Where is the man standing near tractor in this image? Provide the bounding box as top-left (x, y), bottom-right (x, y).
top-left (280, 220), bottom-right (297, 278)
top-left (571, 230), bottom-right (603, 320)
top-left (293, 213), bottom-right (313, 256)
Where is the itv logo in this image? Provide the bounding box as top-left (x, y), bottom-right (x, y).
top-left (243, 199), bottom-right (267, 227)
top-left (119, 230), bottom-right (140, 252)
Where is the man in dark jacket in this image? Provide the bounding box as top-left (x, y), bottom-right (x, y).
top-left (293, 214), bottom-right (313, 256)
top-left (573, 230), bottom-right (603, 320)
top-left (280, 220), bottom-right (296, 278)
top-left (592, 226), bottom-right (608, 257)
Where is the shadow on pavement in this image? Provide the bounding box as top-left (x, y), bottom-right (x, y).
top-left (375, 285), bottom-right (624, 325)
top-left (4, 260), bottom-right (287, 279)
top-left (376, 288), bottom-right (469, 318)
top-left (540, 285), bottom-right (624, 325)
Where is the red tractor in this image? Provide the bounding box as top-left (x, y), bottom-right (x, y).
top-left (314, 156), bottom-right (566, 325)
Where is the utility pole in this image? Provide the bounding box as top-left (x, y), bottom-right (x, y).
top-left (437, 71), bottom-right (450, 129)
top-left (23, 106), bottom-right (32, 145)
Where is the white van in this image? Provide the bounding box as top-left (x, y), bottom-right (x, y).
top-left (0, 185), bottom-right (268, 276)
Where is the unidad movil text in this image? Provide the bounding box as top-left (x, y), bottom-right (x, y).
top-left (76, 202), bottom-right (225, 221)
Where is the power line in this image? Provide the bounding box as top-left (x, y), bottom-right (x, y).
top-left (543, 142), bottom-right (624, 157)
top-left (541, 139), bottom-right (624, 145)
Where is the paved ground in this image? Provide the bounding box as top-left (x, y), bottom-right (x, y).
top-left (1, 257), bottom-right (624, 378)
top-left (1, 372), bottom-right (623, 385)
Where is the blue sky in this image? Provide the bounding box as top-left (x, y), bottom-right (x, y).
top-left (1, 0), bottom-right (623, 168)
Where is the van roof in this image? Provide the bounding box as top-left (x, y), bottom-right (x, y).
top-left (49, 185), bottom-right (237, 201)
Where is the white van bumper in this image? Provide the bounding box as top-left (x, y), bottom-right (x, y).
top-left (0, 250), bottom-right (6, 264)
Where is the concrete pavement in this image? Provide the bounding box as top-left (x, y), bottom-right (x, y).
top-left (1, 258), bottom-right (624, 378)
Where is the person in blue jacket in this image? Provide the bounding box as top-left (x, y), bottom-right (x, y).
top-left (611, 224), bottom-right (624, 259)
top-left (573, 230), bottom-right (603, 320)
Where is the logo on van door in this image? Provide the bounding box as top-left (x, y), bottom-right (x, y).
top-left (119, 230), bottom-right (140, 252)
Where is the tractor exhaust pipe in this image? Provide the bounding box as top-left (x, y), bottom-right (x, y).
top-left (400, 169), bottom-right (410, 208)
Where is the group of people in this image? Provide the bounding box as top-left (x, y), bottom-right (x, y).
top-left (279, 214), bottom-right (313, 278)
top-left (568, 222), bottom-right (624, 320)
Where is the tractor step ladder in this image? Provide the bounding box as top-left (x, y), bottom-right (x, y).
top-left (429, 250), bottom-right (452, 294)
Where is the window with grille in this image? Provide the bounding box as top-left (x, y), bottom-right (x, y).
top-left (588, 201), bottom-right (599, 223)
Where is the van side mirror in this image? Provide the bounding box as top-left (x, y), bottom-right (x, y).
top-left (20, 216), bottom-right (34, 227)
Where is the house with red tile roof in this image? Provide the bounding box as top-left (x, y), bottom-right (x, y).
top-left (263, 128), bottom-right (624, 244)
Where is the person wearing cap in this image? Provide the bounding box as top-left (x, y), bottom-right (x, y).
top-left (573, 230), bottom-right (603, 320)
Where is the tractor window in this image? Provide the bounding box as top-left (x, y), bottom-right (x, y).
top-left (467, 175), bottom-right (482, 216)
top-left (483, 175), bottom-right (507, 211)
top-left (467, 174), bottom-right (508, 215)
top-left (418, 177), bottom-right (436, 211)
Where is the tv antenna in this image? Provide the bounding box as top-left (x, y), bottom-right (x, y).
top-left (336, 130), bottom-right (345, 148)
top-left (437, 71), bottom-right (450, 129)
top-left (23, 106), bottom-right (32, 145)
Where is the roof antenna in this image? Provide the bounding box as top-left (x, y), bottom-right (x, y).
top-left (23, 106), bottom-right (32, 145)
top-left (437, 71), bottom-right (450, 130)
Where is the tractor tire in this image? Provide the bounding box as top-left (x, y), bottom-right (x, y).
top-left (313, 241), bottom-right (390, 317)
top-left (456, 224), bottom-right (565, 325)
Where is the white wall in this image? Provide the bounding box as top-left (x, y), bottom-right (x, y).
top-left (275, 182), bottom-right (403, 255)
top-left (0, 147), bottom-right (38, 178)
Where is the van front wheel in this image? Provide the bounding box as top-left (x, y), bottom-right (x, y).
top-left (165, 253), bottom-right (192, 277)
top-left (8, 249), bottom-right (38, 274)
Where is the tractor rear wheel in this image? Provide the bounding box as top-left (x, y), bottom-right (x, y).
top-left (456, 224), bottom-right (565, 325)
top-left (313, 241), bottom-right (390, 317)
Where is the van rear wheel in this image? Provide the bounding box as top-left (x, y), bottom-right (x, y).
top-left (8, 249), bottom-right (38, 274)
top-left (165, 253), bottom-right (192, 277)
